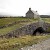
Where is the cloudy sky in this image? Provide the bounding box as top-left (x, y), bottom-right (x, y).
top-left (0, 0), bottom-right (50, 16)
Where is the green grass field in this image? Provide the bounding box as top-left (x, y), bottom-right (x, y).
top-left (0, 17), bottom-right (38, 26)
top-left (42, 18), bottom-right (50, 32)
top-left (0, 17), bottom-right (50, 35)
top-left (0, 17), bottom-right (38, 35)
top-left (0, 35), bottom-right (50, 50)
top-left (42, 18), bottom-right (50, 23)
top-left (0, 17), bottom-right (50, 50)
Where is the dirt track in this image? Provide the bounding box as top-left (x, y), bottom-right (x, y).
top-left (20, 38), bottom-right (50, 50)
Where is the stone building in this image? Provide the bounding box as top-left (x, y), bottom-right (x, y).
top-left (25, 8), bottom-right (40, 18)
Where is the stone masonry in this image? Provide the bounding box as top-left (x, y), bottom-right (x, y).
top-left (0, 22), bottom-right (50, 38)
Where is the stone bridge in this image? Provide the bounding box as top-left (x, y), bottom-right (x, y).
top-left (0, 19), bottom-right (50, 38)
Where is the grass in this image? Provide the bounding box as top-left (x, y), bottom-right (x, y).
top-left (0, 17), bottom-right (38, 26)
top-left (41, 18), bottom-right (50, 32)
top-left (42, 18), bottom-right (50, 23)
top-left (0, 35), bottom-right (50, 50)
top-left (0, 23), bottom-right (22, 35)
top-left (46, 27), bottom-right (50, 32)
top-left (0, 17), bottom-right (38, 35)
top-left (0, 17), bottom-right (50, 50)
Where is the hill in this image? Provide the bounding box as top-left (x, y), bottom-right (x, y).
top-left (40, 15), bottom-right (50, 18)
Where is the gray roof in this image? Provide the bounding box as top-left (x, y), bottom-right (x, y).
top-left (26, 10), bottom-right (34, 14)
top-left (26, 8), bottom-right (39, 15)
top-left (32, 10), bottom-right (39, 15)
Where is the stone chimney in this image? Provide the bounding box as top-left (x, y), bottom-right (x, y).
top-left (29, 8), bottom-right (31, 11)
top-left (36, 11), bottom-right (37, 12)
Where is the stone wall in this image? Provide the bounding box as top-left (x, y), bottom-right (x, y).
top-left (0, 23), bottom-right (38, 38)
top-left (0, 22), bottom-right (50, 38)
top-left (0, 20), bottom-right (28, 29)
top-left (0, 22), bottom-right (17, 29)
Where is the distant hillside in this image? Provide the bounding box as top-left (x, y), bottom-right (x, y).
top-left (40, 15), bottom-right (50, 18)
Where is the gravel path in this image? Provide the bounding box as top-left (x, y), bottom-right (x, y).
top-left (20, 38), bottom-right (50, 50)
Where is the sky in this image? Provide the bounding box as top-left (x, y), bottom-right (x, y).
top-left (0, 0), bottom-right (50, 16)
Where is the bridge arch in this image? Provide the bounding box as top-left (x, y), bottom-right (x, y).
top-left (32, 27), bottom-right (45, 35)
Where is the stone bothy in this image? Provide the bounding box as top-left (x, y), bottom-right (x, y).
top-left (25, 8), bottom-right (40, 18)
